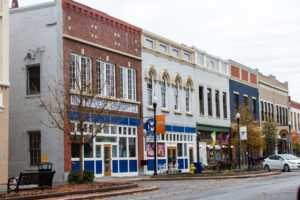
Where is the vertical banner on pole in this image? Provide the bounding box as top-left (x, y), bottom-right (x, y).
top-left (156, 115), bottom-right (165, 134)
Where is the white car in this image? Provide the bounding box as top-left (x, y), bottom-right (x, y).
top-left (263, 154), bottom-right (300, 172)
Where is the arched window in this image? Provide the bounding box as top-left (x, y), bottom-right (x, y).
top-left (174, 79), bottom-right (180, 110)
top-left (186, 83), bottom-right (192, 112)
top-left (147, 72), bottom-right (154, 106)
top-left (161, 76), bottom-right (168, 108)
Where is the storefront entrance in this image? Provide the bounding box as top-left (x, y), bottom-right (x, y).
top-left (104, 144), bottom-right (111, 176)
top-left (167, 147), bottom-right (177, 169)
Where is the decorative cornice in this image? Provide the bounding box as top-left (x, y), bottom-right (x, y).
top-left (63, 34), bottom-right (142, 60)
top-left (62, 0), bottom-right (141, 35)
top-left (259, 80), bottom-right (289, 93)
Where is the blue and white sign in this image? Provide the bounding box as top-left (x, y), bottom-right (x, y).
top-left (145, 118), bottom-right (155, 135)
top-left (146, 135), bottom-right (160, 142)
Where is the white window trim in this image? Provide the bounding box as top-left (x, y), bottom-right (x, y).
top-left (159, 42), bottom-right (168, 54)
top-left (147, 73), bottom-right (154, 106)
top-left (120, 66), bottom-right (136, 101)
top-left (161, 76), bottom-right (168, 109)
top-left (174, 80), bottom-right (180, 111)
top-left (70, 54), bottom-right (92, 92)
top-left (96, 60), bottom-right (116, 97)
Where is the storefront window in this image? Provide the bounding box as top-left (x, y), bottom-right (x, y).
top-left (119, 127), bottom-right (122, 135)
top-left (177, 143), bottom-right (183, 157)
top-left (119, 137), bottom-right (127, 157)
top-left (128, 127), bottom-right (132, 135)
top-left (71, 142), bottom-right (79, 158)
top-left (111, 126), bottom-right (117, 134)
top-left (103, 126), bottom-right (109, 134)
top-left (95, 136), bottom-right (117, 143)
top-left (95, 145), bottom-right (101, 158)
top-left (133, 128), bottom-right (136, 135)
top-left (112, 145), bottom-right (117, 158)
top-left (161, 134), bottom-right (165, 140)
top-left (84, 140), bottom-right (93, 158)
top-left (123, 127), bottom-right (127, 135)
top-left (129, 138), bottom-right (136, 157)
top-left (184, 143), bottom-right (187, 157)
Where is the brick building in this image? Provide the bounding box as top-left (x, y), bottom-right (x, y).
top-left (9, 0), bottom-right (142, 181)
top-left (258, 72), bottom-right (289, 154)
top-left (290, 99), bottom-right (300, 154)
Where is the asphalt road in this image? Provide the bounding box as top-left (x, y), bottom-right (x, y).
top-left (106, 171), bottom-right (300, 200)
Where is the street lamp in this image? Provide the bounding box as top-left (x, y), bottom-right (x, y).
top-left (196, 132), bottom-right (200, 163)
top-left (153, 96), bottom-right (158, 176)
top-left (288, 121), bottom-right (292, 154)
top-left (236, 112), bottom-right (241, 169)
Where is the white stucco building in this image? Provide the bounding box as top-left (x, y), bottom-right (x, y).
top-left (193, 47), bottom-right (231, 164)
top-left (142, 30), bottom-right (196, 174)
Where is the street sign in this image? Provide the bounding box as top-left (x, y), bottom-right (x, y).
top-left (240, 126), bottom-right (247, 140)
top-left (145, 118), bottom-right (155, 135)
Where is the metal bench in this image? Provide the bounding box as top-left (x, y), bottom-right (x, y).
top-left (7, 162), bottom-right (56, 193)
top-left (218, 161), bottom-right (232, 172)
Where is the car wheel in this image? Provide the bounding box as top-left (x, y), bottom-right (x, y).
top-left (264, 165), bottom-right (270, 172)
top-left (284, 164), bottom-right (290, 172)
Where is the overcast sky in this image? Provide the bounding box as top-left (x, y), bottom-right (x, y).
top-left (15, 0), bottom-right (300, 101)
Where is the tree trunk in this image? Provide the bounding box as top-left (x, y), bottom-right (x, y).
top-left (79, 139), bottom-right (84, 182)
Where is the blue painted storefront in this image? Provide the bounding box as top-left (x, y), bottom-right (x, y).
top-left (229, 79), bottom-right (260, 122)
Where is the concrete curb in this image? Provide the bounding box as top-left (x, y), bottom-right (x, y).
top-left (131, 172), bottom-right (281, 182)
top-left (2, 183), bottom-right (138, 200)
top-left (63, 186), bottom-right (159, 200)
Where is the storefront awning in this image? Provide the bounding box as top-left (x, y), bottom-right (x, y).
top-left (196, 123), bottom-right (231, 133)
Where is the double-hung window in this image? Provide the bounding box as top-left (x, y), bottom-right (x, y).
top-left (199, 86), bottom-right (204, 115)
top-left (96, 60), bottom-right (115, 97)
top-left (186, 83), bottom-right (191, 112)
top-left (223, 92), bottom-right (227, 118)
top-left (174, 80), bottom-right (180, 110)
top-left (207, 88), bottom-right (212, 116)
top-left (70, 54), bottom-right (92, 92)
top-left (215, 90), bottom-right (220, 118)
top-left (120, 66), bottom-right (136, 100)
top-left (147, 73), bottom-right (154, 106)
top-left (161, 76), bottom-right (168, 108)
top-left (28, 131), bottom-right (41, 166)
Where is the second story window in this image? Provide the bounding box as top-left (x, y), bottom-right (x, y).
top-left (161, 76), bottom-right (168, 108)
top-left (215, 90), bottom-right (220, 118)
top-left (186, 83), bottom-right (191, 112)
top-left (234, 93), bottom-right (239, 112)
top-left (70, 54), bottom-right (91, 93)
top-left (159, 42), bottom-right (168, 54)
top-left (145, 37), bottom-right (154, 49)
top-left (252, 98), bottom-right (257, 119)
top-left (147, 73), bottom-right (154, 106)
top-left (174, 80), bottom-right (180, 110)
top-left (223, 92), bottom-right (227, 118)
top-left (207, 88), bottom-right (212, 116)
top-left (96, 60), bottom-right (115, 97)
top-left (199, 86), bottom-right (204, 115)
top-left (261, 101), bottom-right (265, 121)
top-left (120, 66), bottom-right (136, 100)
top-left (183, 52), bottom-right (191, 61)
top-left (27, 64), bottom-right (40, 95)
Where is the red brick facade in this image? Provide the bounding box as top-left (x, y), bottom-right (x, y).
top-left (250, 73), bottom-right (257, 85)
top-left (231, 65), bottom-right (240, 79)
top-left (241, 69), bottom-right (248, 82)
top-left (62, 0), bottom-right (143, 173)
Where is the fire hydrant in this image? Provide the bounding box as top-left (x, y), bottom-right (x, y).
top-left (190, 164), bottom-right (196, 174)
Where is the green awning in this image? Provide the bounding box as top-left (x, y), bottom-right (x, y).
top-left (196, 123), bottom-right (231, 133)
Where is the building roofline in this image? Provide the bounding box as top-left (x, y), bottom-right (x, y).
top-left (290, 100), bottom-right (300, 110)
top-left (10, 1), bottom-right (56, 14)
top-left (62, 0), bottom-right (142, 34)
top-left (192, 46), bottom-right (228, 63)
top-left (228, 59), bottom-right (258, 74)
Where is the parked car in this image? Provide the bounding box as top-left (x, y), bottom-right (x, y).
top-left (263, 154), bottom-right (300, 172)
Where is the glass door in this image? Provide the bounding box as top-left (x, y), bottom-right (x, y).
top-left (104, 144), bottom-right (111, 176)
top-left (167, 147), bottom-right (177, 169)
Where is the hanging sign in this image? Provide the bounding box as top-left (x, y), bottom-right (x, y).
top-left (240, 126), bottom-right (247, 140)
top-left (156, 115), bottom-right (166, 134)
top-left (145, 118), bottom-right (155, 135)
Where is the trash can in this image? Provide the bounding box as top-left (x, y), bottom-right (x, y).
top-left (193, 162), bottom-right (202, 174)
top-left (38, 162), bottom-right (53, 172)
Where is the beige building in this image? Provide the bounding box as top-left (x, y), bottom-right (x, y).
top-left (258, 72), bottom-right (289, 154)
top-left (0, 0), bottom-right (9, 184)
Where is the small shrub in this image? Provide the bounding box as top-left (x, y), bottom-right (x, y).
top-left (222, 170), bottom-right (234, 174)
top-left (68, 170), bottom-right (94, 183)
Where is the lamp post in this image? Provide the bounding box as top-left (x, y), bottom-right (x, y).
top-left (288, 121), bottom-right (292, 154)
top-left (153, 96), bottom-right (158, 176)
top-left (197, 132), bottom-right (200, 163)
top-left (236, 112), bottom-right (241, 169)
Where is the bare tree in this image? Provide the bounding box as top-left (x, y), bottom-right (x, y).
top-left (39, 55), bottom-right (120, 182)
